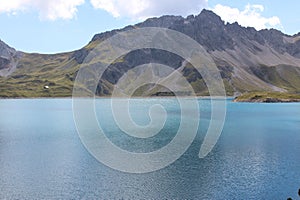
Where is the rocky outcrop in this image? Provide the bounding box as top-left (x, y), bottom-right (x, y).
top-left (233, 92), bottom-right (300, 103)
top-left (235, 97), bottom-right (300, 103)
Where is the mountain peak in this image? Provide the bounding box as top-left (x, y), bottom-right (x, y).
top-left (197, 9), bottom-right (224, 24)
top-left (198, 9), bottom-right (217, 17)
top-left (91, 9), bottom-right (225, 43)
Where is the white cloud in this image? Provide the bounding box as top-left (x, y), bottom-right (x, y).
top-left (0, 0), bottom-right (282, 30)
top-left (0, 0), bottom-right (85, 20)
top-left (90, 0), bottom-right (208, 20)
top-left (212, 4), bottom-right (282, 30)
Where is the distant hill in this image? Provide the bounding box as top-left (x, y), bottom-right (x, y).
top-left (1, 9), bottom-right (300, 97)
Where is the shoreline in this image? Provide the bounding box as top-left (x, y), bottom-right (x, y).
top-left (234, 99), bottom-right (300, 103)
top-left (233, 92), bottom-right (300, 103)
top-left (1, 93), bottom-right (300, 103)
top-left (0, 96), bottom-right (233, 100)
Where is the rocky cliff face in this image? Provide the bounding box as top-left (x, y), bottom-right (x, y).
top-left (0, 40), bottom-right (22, 77)
top-left (83, 9), bottom-right (300, 95)
top-left (0, 9), bottom-right (300, 97)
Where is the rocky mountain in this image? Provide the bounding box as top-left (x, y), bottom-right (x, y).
top-left (0, 9), bottom-right (300, 97)
top-left (0, 40), bottom-right (22, 77)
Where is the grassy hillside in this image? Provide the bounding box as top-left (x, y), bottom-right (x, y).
top-left (0, 52), bottom-right (78, 97)
top-left (1, 50), bottom-right (300, 98)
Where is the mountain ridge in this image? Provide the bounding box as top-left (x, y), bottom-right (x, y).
top-left (0, 9), bottom-right (300, 97)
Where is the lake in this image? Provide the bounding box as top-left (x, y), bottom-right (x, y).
top-left (0, 98), bottom-right (299, 199)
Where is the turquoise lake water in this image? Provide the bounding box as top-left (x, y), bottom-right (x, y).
top-left (0, 98), bottom-right (299, 199)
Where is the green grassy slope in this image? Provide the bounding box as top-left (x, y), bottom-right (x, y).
top-left (0, 40), bottom-right (300, 98)
top-left (0, 52), bottom-right (78, 97)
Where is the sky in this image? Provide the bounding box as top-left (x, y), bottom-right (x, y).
top-left (0, 0), bottom-right (299, 53)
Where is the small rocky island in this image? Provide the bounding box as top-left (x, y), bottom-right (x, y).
top-left (234, 92), bottom-right (300, 103)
